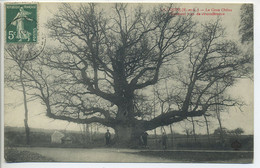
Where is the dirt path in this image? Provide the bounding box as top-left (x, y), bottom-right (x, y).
top-left (17, 147), bottom-right (173, 162)
top-left (16, 147), bottom-right (253, 163)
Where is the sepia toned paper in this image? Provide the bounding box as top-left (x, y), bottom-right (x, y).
top-left (2, 1), bottom-right (254, 165)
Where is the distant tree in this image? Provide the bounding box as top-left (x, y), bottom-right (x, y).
top-left (214, 127), bottom-right (228, 136)
top-left (234, 128), bottom-right (244, 135)
top-left (5, 43), bottom-right (45, 145)
top-left (214, 84), bottom-right (225, 144)
top-left (239, 4), bottom-right (253, 43)
top-left (229, 128), bottom-right (244, 136)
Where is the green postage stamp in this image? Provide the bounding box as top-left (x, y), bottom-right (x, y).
top-left (6, 4), bottom-right (37, 43)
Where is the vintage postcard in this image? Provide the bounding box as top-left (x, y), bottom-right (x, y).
top-left (2, 1), bottom-right (254, 164)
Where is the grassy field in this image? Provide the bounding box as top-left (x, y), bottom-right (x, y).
top-left (4, 148), bottom-right (54, 162)
top-left (135, 150), bottom-right (253, 163)
top-left (4, 147), bottom-right (253, 163)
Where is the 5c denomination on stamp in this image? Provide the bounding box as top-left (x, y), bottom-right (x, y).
top-left (6, 4), bottom-right (37, 43)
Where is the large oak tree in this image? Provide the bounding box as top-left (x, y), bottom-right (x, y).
top-left (7, 4), bottom-right (251, 145)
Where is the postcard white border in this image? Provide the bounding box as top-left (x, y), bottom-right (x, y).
top-left (0, 0), bottom-right (259, 168)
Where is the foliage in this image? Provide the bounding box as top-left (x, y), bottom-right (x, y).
top-left (239, 4), bottom-right (253, 43)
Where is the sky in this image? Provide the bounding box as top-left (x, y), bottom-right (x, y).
top-left (4, 3), bottom-right (254, 135)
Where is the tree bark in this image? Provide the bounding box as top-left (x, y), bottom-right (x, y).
top-left (113, 95), bottom-right (146, 145)
top-left (114, 125), bottom-right (143, 146)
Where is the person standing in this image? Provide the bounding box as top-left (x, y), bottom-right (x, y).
top-left (162, 132), bottom-right (168, 150)
top-left (141, 132), bottom-right (148, 148)
top-left (105, 129), bottom-right (111, 146)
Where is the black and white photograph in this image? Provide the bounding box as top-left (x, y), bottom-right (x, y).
top-left (2, 1), bottom-right (255, 165)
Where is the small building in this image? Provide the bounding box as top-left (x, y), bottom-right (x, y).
top-left (51, 131), bottom-right (65, 144)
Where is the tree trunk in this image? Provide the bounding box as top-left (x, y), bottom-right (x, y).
top-left (113, 95), bottom-right (144, 146)
top-left (216, 112), bottom-right (224, 143)
top-left (169, 124), bottom-right (174, 148)
top-left (191, 117), bottom-right (197, 142)
top-left (154, 128), bottom-right (157, 147)
top-left (90, 124), bottom-right (93, 142)
top-left (20, 70), bottom-right (30, 145)
top-left (24, 119), bottom-right (30, 145)
top-left (85, 124), bottom-right (91, 142)
top-left (203, 114), bottom-right (211, 145)
top-left (215, 91), bottom-right (224, 144)
top-left (114, 126), bottom-right (133, 146)
top-left (153, 92), bottom-right (158, 146)
top-left (114, 125), bottom-right (143, 147)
